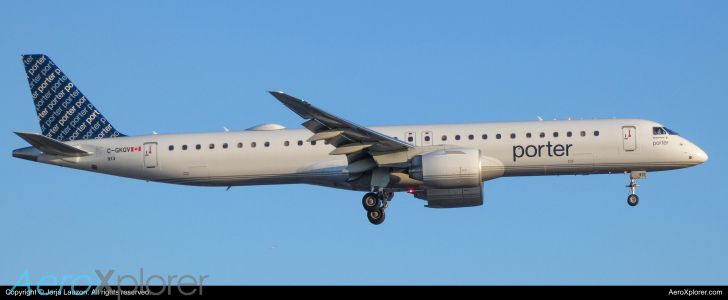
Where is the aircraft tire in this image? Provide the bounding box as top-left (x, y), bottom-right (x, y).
top-left (367, 209), bottom-right (385, 225)
top-left (627, 194), bottom-right (639, 206)
top-left (362, 193), bottom-right (380, 212)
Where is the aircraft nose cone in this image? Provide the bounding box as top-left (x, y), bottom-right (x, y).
top-left (692, 145), bottom-right (708, 164)
top-left (697, 151), bottom-right (708, 163)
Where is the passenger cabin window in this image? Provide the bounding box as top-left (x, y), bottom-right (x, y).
top-left (182, 145), bottom-right (188, 150)
top-left (526, 133), bottom-right (532, 138)
top-left (442, 135), bottom-right (447, 141)
top-left (567, 131), bottom-right (572, 137)
top-left (482, 134), bottom-right (487, 140)
top-left (580, 131), bottom-right (586, 137)
top-left (209, 144), bottom-right (214, 149)
top-left (298, 140), bottom-right (303, 146)
top-left (196, 144), bottom-right (201, 150)
top-left (223, 143), bottom-right (228, 149)
top-left (251, 142), bottom-right (256, 148)
top-left (510, 133), bottom-right (516, 139)
top-left (496, 134), bottom-right (501, 139)
top-left (455, 135), bottom-right (461, 140)
top-left (264, 142), bottom-right (270, 147)
top-left (237, 143), bottom-right (243, 148)
top-left (468, 134), bottom-right (474, 140)
top-left (169, 145), bottom-right (174, 151)
top-left (539, 132), bottom-right (545, 138)
top-left (553, 132), bottom-right (559, 138)
top-left (311, 141), bottom-right (316, 145)
top-left (284, 141), bottom-right (290, 146)
top-left (594, 131), bottom-right (600, 136)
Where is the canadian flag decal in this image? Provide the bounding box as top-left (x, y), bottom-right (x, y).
top-left (131, 146), bottom-right (141, 152)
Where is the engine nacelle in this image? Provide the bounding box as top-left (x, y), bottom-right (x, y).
top-left (414, 182), bottom-right (484, 208)
top-left (409, 148), bottom-right (482, 189)
top-left (408, 148), bottom-right (504, 208)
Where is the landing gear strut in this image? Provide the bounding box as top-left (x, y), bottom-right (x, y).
top-left (626, 171), bottom-right (645, 207)
top-left (363, 190), bottom-right (393, 225)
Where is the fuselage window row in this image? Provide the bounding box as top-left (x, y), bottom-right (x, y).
top-left (167, 130), bottom-right (599, 151)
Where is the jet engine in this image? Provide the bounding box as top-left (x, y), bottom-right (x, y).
top-left (408, 148), bottom-right (504, 208)
top-left (409, 148), bottom-right (482, 189)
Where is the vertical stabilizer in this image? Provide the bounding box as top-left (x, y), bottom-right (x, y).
top-left (22, 55), bottom-right (124, 141)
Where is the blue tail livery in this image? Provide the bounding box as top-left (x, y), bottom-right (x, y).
top-left (22, 55), bottom-right (124, 141)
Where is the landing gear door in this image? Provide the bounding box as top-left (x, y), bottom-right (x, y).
top-left (144, 142), bottom-right (158, 168)
top-left (404, 131), bottom-right (417, 146)
top-left (421, 131), bottom-right (433, 146)
top-left (622, 126), bottom-right (636, 151)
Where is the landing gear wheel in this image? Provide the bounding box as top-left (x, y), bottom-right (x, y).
top-left (367, 209), bottom-right (386, 225)
top-left (362, 193), bottom-right (380, 212)
top-left (627, 194), bottom-right (639, 206)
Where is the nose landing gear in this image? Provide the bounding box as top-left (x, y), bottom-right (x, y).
top-left (626, 171), bottom-right (645, 206)
top-left (362, 190), bottom-right (393, 225)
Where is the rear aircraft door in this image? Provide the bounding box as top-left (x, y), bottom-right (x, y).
top-left (143, 142), bottom-right (157, 168)
top-left (404, 131), bottom-right (417, 146)
top-left (622, 126), bottom-right (636, 151)
top-left (422, 131), bottom-right (433, 146)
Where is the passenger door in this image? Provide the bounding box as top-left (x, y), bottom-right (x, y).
top-left (622, 126), bottom-right (636, 151)
top-left (143, 142), bottom-right (158, 168)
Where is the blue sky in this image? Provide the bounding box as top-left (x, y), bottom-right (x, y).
top-left (1, 1), bottom-right (726, 285)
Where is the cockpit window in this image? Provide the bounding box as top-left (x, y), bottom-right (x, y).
top-left (664, 127), bottom-right (679, 135)
top-left (653, 127), bottom-right (679, 136)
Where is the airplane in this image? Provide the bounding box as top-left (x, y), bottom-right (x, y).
top-left (13, 55), bottom-right (708, 225)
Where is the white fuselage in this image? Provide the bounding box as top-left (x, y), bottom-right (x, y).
top-left (22, 118), bottom-right (707, 192)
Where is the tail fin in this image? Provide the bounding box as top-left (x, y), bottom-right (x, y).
top-left (22, 55), bottom-right (124, 141)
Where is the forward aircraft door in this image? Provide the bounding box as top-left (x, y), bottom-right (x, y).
top-left (143, 142), bottom-right (157, 168)
top-left (622, 126), bottom-right (636, 151)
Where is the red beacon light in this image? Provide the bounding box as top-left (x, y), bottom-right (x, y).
top-left (407, 189), bottom-right (414, 194)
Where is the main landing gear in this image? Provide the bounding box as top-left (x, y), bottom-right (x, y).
top-left (362, 191), bottom-right (393, 225)
top-left (626, 171), bottom-right (646, 207)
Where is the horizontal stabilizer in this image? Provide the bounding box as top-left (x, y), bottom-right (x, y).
top-left (14, 132), bottom-right (92, 157)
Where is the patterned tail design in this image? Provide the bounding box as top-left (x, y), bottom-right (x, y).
top-left (22, 55), bottom-right (124, 141)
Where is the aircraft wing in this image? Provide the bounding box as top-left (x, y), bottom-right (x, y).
top-left (268, 91), bottom-right (415, 155)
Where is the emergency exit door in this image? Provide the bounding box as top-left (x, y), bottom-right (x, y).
top-left (404, 131), bottom-right (417, 145)
top-left (422, 131), bottom-right (433, 146)
top-left (144, 142), bottom-right (158, 168)
top-left (622, 126), bottom-right (636, 151)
